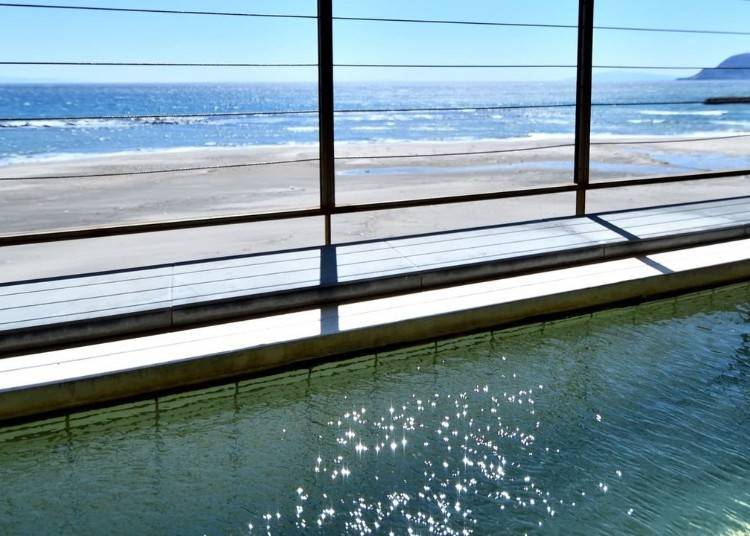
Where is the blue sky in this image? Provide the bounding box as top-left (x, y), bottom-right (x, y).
top-left (1, 0), bottom-right (748, 83)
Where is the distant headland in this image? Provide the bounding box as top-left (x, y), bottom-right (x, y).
top-left (681, 53), bottom-right (750, 80)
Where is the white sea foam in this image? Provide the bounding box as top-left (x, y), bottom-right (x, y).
top-left (0, 146), bottom-right (216, 166)
top-left (286, 126), bottom-right (319, 133)
top-left (352, 126), bottom-right (392, 131)
top-left (539, 119), bottom-right (572, 125)
top-left (589, 130), bottom-right (750, 142)
top-left (0, 142), bottom-right (320, 166)
top-left (0, 118), bottom-right (129, 129)
top-left (135, 116), bottom-right (209, 125)
top-left (0, 115), bottom-right (213, 130)
top-left (343, 113), bottom-right (437, 122)
top-left (640, 110), bottom-right (728, 117)
top-left (712, 120), bottom-right (750, 128)
top-left (337, 113), bottom-right (392, 122)
top-left (409, 126), bottom-right (457, 132)
top-left (4, 128), bottom-right (748, 168)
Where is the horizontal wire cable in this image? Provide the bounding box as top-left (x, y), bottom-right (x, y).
top-left (0, 144), bottom-right (570, 181)
top-left (2, 105), bottom-right (562, 124)
top-left (3, 133), bottom-right (750, 181)
top-left (4, 56), bottom-right (750, 70)
top-left (2, 3), bottom-right (749, 37)
top-left (0, 3), bottom-right (317, 19)
top-left (335, 103), bottom-right (574, 113)
top-left (2, 61), bottom-right (570, 68)
top-left (341, 133), bottom-right (750, 160)
top-left (595, 24), bottom-right (750, 37)
top-left (0, 61), bottom-right (317, 67)
top-left (5, 62), bottom-right (747, 70)
top-left (361, 64), bottom-right (748, 70)
top-left (595, 65), bottom-right (750, 70)
top-left (337, 16), bottom-right (750, 37)
top-left (0, 110), bottom-right (320, 123)
top-left (338, 142), bottom-right (576, 161)
top-left (0, 158), bottom-right (321, 181)
top-left (335, 64), bottom-right (750, 70)
top-left (0, 101), bottom-right (719, 124)
top-left (343, 100), bottom-right (716, 112)
top-left (591, 100), bottom-right (708, 107)
top-left (336, 16), bottom-right (575, 30)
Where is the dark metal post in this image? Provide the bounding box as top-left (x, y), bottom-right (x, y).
top-left (317, 0), bottom-right (336, 244)
top-left (574, 0), bottom-right (595, 216)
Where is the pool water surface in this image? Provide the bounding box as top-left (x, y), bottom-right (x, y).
top-left (1, 285), bottom-right (749, 535)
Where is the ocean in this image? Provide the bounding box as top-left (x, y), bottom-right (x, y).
top-left (1, 80), bottom-right (749, 165)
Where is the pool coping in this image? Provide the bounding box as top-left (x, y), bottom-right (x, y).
top-left (1, 238), bottom-right (750, 425)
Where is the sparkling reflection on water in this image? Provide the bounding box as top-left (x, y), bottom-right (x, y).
top-left (1, 286), bottom-right (750, 534)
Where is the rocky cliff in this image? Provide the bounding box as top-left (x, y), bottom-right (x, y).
top-left (681, 53), bottom-right (750, 80)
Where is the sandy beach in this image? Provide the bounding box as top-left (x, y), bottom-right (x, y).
top-left (1, 136), bottom-right (748, 280)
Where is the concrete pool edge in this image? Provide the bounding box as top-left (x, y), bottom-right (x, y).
top-left (1, 244), bottom-right (750, 426)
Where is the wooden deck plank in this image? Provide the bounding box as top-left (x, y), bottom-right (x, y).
top-left (0, 217), bottom-right (620, 333)
top-left (396, 232), bottom-right (618, 270)
top-left (0, 267), bottom-right (173, 296)
top-left (383, 218), bottom-right (605, 249)
top-left (602, 198), bottom-right (750, 225)
top-left (170, 249), bottom-right (320, 275)
top-left (0, 272), bottom-right (172, 310)
top-left (606, 210), bottom-right (750, 238)
top-left (605, 204), bottom-right (750, 229)
top-left (390, 227), bottom-right (620, 258)
top-left (603, 198), bottom-right (750, 223)
top-left (0, 292), bottom-right (173, 331)
top-left (2, 197), bottom-right (749, 338)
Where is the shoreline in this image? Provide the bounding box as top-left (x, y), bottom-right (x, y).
top-left (2, 130), bottom-right (750, 168)
top-left (0, 135), bottom-right (748, 238)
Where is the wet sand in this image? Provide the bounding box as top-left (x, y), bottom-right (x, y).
top-left (0, 136), bottom-right (748, 280)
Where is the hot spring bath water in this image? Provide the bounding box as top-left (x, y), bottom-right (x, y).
top-left (0, 284), bottom-right (749, 534)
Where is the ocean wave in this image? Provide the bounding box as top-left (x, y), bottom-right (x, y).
top-left (0, 142), bottom-right (320, 166)
top-left (627, 119), bottom-right (666, 124)
top-left (712, 120), bottom-right (750, 128)
top-left (640, 110), bottom-right (728, 117)
top-left (339, 113), bottom-right (436, 122)
top-left (387, 114), bottom-right (436, 121)
top-left (509, 130), bottom-right (750, 143)
top-left (343, 113), bottom-right (389, 122)
top-left (352, 126), bottom-right (393, 131)
top-left (0, 118), bottom-right (130, 129)
top-left (0, 115), bottom-right (213, 130)
top-left (135, 116), bottom-right (209, 125)
top-left (4, 128), bottom-right (748, 168)
top-left (589, 130), bottom-right (750, 141)
top-left (538, 119), bottom-right (572, 125)
top-left (286, 126), bottom-right (319, 133)
top-left (409, 126), bottom-right (457, 132)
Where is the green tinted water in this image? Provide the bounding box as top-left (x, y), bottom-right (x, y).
top-left (1, 285), bottom-right (750, 535)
